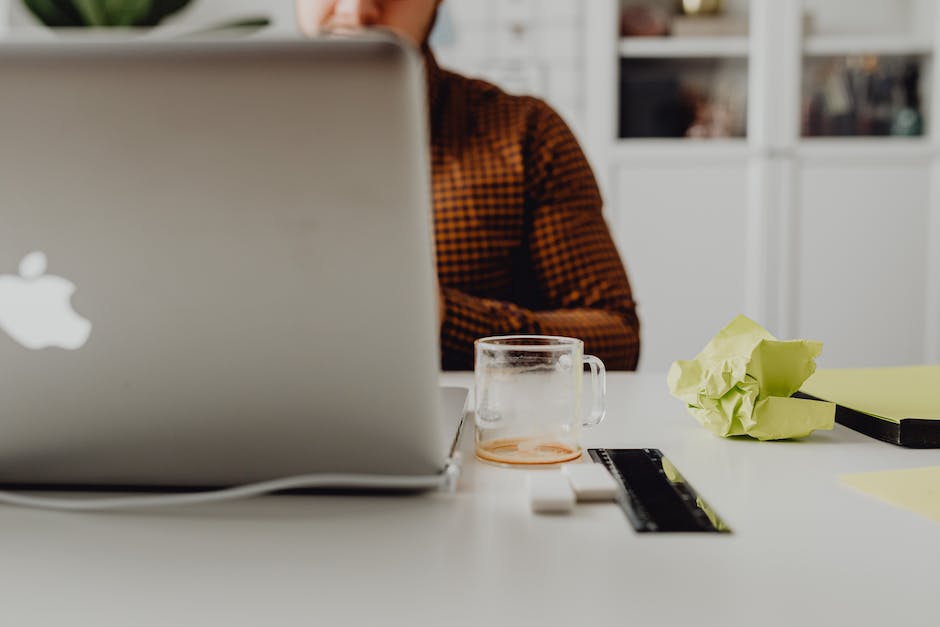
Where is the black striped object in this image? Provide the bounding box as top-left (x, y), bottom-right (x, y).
top-left (588, 448), bottom-right (731, 533)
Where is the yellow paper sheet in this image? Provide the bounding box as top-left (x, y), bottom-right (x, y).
top-left (841, 466), bottom-right (940, 523)
top-left (801, 366), bottom-right (940, 424)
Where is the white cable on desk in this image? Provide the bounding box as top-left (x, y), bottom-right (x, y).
top-left (0, 455), bottom-right (462, 512)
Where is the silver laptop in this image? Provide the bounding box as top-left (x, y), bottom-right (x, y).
top-left (0, 36), bottom-right (465, 489)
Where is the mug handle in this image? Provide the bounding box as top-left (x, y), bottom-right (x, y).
top-left (582, 355), bottom-right (607, 427)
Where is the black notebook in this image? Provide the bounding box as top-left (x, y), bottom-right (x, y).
top-left (797, 366), bottom-right (940, 448)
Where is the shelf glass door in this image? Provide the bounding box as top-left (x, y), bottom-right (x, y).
top-left (799, 0), bottom-right (932, 138)
top-left (802, 54), bottom-right (925, 138)
top-left (617, 0), bottom-right (750, 140)
top-left (619, 57), bottom-right (747, 139)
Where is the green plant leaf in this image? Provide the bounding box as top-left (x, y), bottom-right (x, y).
top-left (22, 0), bottom-right (86, 26)
top-left (183, 16), bottom-right (271, 36)
top-left (72, 0), bottom-right (107, 25)
top-left (139, 0), bottom-right (192, 26)
top-left (23, 0), bottom-right (192, 27)
top-left (102, 0), bottom-right (153, 26)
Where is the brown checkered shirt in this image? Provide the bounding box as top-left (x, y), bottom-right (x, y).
top-left (428, 52), bottom-right (640, 371)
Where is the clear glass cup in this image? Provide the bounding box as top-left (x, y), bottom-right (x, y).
top-left (474, 335), bottom-right (606, 466)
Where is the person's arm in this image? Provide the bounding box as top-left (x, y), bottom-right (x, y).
top-left (440, 102), bottom-right (640, 370)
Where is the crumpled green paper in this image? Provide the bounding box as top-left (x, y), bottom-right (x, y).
top-left (667, 315), bottom-right (835, 440)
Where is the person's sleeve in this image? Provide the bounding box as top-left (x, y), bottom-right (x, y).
top-left (440, 102), bottom-right (640, 371)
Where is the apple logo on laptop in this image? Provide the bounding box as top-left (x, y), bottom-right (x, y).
top-left (0, 251), bottom-right (92, 350)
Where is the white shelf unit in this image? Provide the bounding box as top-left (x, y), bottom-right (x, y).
top-left (586, 0), bottom-right (940, 372)
top-left (796, 137), bottom-right (934, 162)
top-left (803, 35), bottom-right (932, 56)
top-left (619, 36), bottom-right (749, 58)
top-left (611, 138), bottom-right (750, 163)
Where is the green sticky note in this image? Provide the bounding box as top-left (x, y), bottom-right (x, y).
top-left (801, 366), bottom-right (940, 424)
top-left (667, 315), bottom-right (835, 440)
top-left (842, 466), bottom-right (940, 524)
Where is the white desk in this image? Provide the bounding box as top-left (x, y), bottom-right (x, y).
top-left (1, 372), bottom-right (938, 626)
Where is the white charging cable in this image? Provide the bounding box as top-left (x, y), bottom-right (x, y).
top-left (0, 454), bottom-right (462, 512)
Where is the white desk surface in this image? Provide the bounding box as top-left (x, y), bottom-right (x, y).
top-left (2, 372), bottom-right (939, 627)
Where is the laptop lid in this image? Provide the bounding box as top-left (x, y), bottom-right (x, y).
top-left (0, 36), bottom-right (447, 487)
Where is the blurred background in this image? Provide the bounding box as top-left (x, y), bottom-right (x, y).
top-left (2, 0), bottom-right (939, 372)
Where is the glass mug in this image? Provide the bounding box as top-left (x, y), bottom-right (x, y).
top-left (474, 335), bottom-right (606, 465)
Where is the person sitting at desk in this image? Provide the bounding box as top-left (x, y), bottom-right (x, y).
top-left (297, 0), bottom-right (641, 370)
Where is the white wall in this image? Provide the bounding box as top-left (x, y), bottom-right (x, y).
top-left (6, 0), bottom-right (584, 132)
top-left (6, 0), bottom-right (934, 372)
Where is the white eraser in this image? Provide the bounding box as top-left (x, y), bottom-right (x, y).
top-left (527, 471), bottom-right (575, 514)
top-left (561, 463), bottom-right (619, 501)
